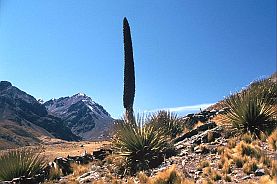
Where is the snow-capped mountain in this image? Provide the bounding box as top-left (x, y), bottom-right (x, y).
top-left (44, 93), bottom-right (114, 140)
top-left (0, 81), bottom-right (80, 149)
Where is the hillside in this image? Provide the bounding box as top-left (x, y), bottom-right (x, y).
top-left (0, 81), bottom-right (80, 149)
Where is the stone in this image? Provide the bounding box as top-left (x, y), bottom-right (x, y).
top-left (93, 148), bottom-right (112, 160)
top-left (195, 170), bottom-right (203, 175)
top-left (194, 149), bottom-right (202, 154)
top-left (242, 175), bottom-right (251, 180)
top-left (78, 171), bottom-right (100, 183)
top-left (255, 169), bottom-right (265, 176)
top-left (54, 157), bottom-right (72, 175)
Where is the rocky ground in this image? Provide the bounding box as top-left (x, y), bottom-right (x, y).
top-left (47, 120), bottom-right (276, 184)
top-left (1, 111), bottom-right (276, 184)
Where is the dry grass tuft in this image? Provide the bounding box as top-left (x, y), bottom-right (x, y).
top-left (210, 169), bottom-right (222, 181)
top-left (48, 167), bottom-right (62, 180)
top-left (241, 133), bottom-right (254, 144)
top-left (233, 156), bottom-right (245, 168)
top-left (227, 138), bottom-right (237, 149)
top-left (137, 172), bottom-right (150, 183)
top-left (260, 155), bottom-right (271, 167)
top-left (259, 175), bottom-right (277, 184)
top-left (202, 179), bottom-right (215, 184)
top-left (199, 144), bottom-right (210, 154)
top-left (221, 148), bottom-right (233, 160)
top-left (149, 165), bottom-right (194, 184)
top-left (66, 163), bottom-right (91, 183)
top-left (243, 159), bottom-right (258, 174)
top-left (207, 131), bottom-right (215, 142)
top-left (218, 156), bottom-right (227, 169)
top-left (203, 166), bottom-right (212, 176)
top-left (216, 146), bottom-right (225, 154)
top-left (271, 160), bottom-right (277, 177)
top-left (197, 160), bottom-right (210, 171)
top-left (71, 163), bottom-right (91, 177)
top-left (223, 174), bottom-right (232, 182)
top-left (222, 161), bottom-right (232, 174)
top-left (268, 129), bottom-right (277, 151)
top-left (235, 141), bottom-right (261, 159)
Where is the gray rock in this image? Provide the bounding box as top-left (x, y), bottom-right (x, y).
top-left (242, 175), bottom-right (251, 180)
top-left (255, 168), bottom-right (265, 176)
top-left (78, 171), bottom-right (100, 183)
top-left (174, 122), bottom-right (217, 143)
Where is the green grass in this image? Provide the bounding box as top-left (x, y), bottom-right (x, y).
top-left (0, 148), bottom-right (47, 181)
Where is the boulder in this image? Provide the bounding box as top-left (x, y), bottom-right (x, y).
top-left (54, 157), bottom-right (72, 175)
top-left (93, 148), bottom-right (112, 160)
top-left (255, 169), bottom-right (265, 176)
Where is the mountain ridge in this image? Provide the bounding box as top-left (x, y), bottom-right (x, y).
top-left (44, 93), bottom-right (114, 140)
top-left (0, 81), bottom-right (113, 149)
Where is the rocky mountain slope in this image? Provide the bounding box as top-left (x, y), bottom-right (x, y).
top-left (0, 81), bottom-right (80, 149)
top-left (44, 93), bottom-right (114, 140)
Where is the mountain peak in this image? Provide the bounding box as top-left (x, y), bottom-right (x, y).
top-left (73, 92), bottom-right (87, 97)
top-left (44, 93), bottom-right (113, 140)
top-left (0, 81), bottom-right (12, 91)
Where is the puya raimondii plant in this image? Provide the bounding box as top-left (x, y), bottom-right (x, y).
top-left (0, 148), bottom-right (47, 181)
top-left (123, 17), bottom-right (135, 124)
top-left (148, 110), bottom-right (184, 139)
top-left (114, 116), bottom-right (170, 175)
top-left (222, 82), bottom-right (277, 137)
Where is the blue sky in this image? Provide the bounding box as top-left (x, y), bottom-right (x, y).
top-left (0, 0), bottom-right (276, 118)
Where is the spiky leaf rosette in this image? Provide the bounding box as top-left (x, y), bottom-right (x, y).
top-left (114, 116), bottom-right (170, 175)
top-left (148, 111), bottom-right (184, 138)
top-left (123, 17), bottom-right (135, 117)
top-left (222, 89), bottom-right (277, 137)
top-left (0, 148), bottom-right (46, 181)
